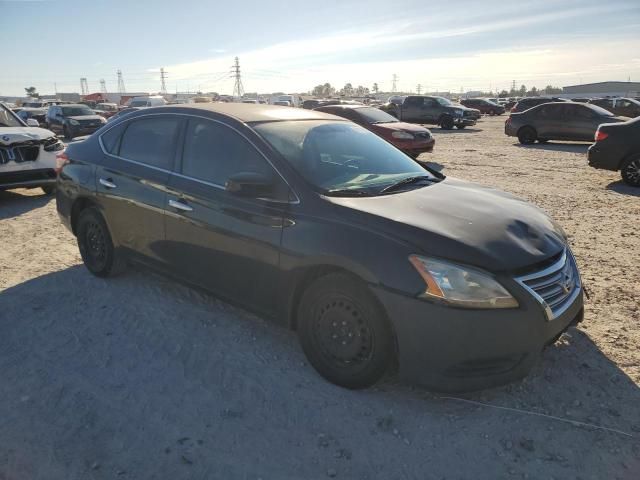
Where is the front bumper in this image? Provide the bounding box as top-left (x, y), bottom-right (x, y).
top-left (0, 168), bottom-right (57, 190)
top-left (400, 139), bottom-right (435, 156)
top-left (587, 144), bottom-right (619, 171)
top-left (372, 282), bottom-right (584, 392)
top-left (456, 117), bottom-right (477, 126)
top-left (68, 125), bottom-right (102, 137)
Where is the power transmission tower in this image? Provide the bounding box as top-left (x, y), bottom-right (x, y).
top-left (80, 78), bottom-right (89, 95)
top-left (416, 84), bottom-right (422, 94)
top-left (392, 74), bottom-right (398, 93)
top-left (160, 67), bottom-right (168, 94)
top-left (231, 57), bottom-right (244, 99)
top-left (100, 79), bottom-right (107, 94)
top-left (54, 82), bottom-right (58, 95)
top-left (511, 79), bottom-right (516, 93)
top-left (117, 70), bottom-right (126, 94)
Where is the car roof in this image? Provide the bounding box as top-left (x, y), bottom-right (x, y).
top-left (137, 103), bottom-right (342, 123)
top-left (316, 104), bottom-right (368, 110)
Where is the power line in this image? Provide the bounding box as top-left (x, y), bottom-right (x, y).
top-left (160, 67), bottom-right (168, 94)
top-left (231, 57), bottom-right (244, 99)
top-left (117, 70), bottom-right (126, 94)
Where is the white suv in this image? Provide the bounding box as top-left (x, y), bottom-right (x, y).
top-left (0, 103), bottom-right (64, 194)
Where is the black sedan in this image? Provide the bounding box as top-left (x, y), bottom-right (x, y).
top-left (505, 102), bottom-right (627, 144)
top-left (588, 116), bottom-right (640, 186)
top-left (56, 104), bottom-right (584, 392)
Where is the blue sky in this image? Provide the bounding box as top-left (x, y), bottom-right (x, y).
top-left (2, 0), bottom-right (639, 96)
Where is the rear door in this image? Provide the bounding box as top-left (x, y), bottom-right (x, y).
top-left (421, 98), bottom-right (439, 123)
top-left (96, 114), bottom-right (183, 264)
top-left (563, 104), bottom-right (600, 140)
top-left (164, 117), bottom-right (289, 315)
top-left (402, 96), bottom-right (425, 122)
top-left (534, 104), bottom-right (566, 139)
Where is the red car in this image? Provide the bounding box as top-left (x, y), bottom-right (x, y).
top-left (314, 104), bottom-right (435, 158)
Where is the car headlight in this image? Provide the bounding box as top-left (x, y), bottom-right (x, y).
top-left (69, 119), bottom-right (79, 125)
top-left (409, 255), bottom-right (519, 309)
top-left (99, 116), bottom-right (107, 123)
top-left (391, 131), bottom-right (414, 140)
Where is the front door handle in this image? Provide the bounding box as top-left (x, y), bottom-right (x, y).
top-left (99, 178), bottom-right (117, 189)
top-left (169, 199), bottom-right (193, 212)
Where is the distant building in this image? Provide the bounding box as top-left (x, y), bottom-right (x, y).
top-left (562, 81), bottom-right (640, 98)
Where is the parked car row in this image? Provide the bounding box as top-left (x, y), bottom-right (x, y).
top-left (379, 95), bottom-right (480, 130)
top-left (56, 103), bottom-right (585, 393)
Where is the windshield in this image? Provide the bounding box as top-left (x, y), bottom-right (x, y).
top-left (355, 107), bottom-right (399, 124)
top-left (0, 104), bottom-right (25, 127)
top-left (435, 97), bottom-right (452, 106)
top-left (587, 104), bottom-right (617, 116)
top-left (129, 100), bottom-right (150, 107)
top-left (62, 106), bottom-right (94, 116)
top-left (254, 120), bottom-right (435, 196)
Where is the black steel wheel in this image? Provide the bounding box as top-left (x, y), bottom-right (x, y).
top-left (77, 207), bottom-right (126, 277)
top-left (621, 156), bottom-right (640, 187)
top-left (517, 126), bottom-right (537, 145)
top-left (440, 115), bottom-right (454, 130)
top-left (63, 126), bottom-right (73, 140)
top-left (297, 273), bottom-right (394, 389)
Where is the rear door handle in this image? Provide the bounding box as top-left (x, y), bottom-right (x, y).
top-left (169, 199), bottom-right (193, 212)
top-left (99, 178), bottom-right (117, 189)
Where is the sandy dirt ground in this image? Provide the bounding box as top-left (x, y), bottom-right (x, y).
top-left (0, 116), bottom-right (638, 479)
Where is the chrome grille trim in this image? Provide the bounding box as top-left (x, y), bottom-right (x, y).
top-left (515, 249), bottom-right (581, 321)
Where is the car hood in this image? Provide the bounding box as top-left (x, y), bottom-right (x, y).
top-left (373, 122), bottom-right (430, 134)
top-left (327, 177), bottom-right (566, 272)
top-left (0, 127), bottom-right (55, 144)
top-left (67, 115), bottom-right (104, 121)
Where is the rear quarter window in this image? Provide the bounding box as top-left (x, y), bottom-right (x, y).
top-left (100, 123), bottom-right (127, 154)
top-left (118, 116), bottom-right (181, 170)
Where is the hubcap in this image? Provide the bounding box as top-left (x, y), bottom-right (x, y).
top-left (623, 159), bottom-right (640, 184)
top-left (85, 221), bottom-right (106, 265)
top-left (313, 297), bottom-right (373, 367)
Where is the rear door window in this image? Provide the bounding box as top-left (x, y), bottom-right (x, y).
top-left (180, 118), bottom-right (273, 186)
top-left (405, 97), bottom-right (424, 107)
top-left (119, 116), bottom-right (181, 170)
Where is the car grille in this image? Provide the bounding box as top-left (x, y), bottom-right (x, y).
top-left (515, 249), bottom-right (581, 320)
top-left (78, 119), bottom-right (101, 127)
top-left (0, 145), bottom-right (40, 164)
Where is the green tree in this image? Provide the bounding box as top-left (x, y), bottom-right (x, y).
top-left (528, 86), bottom-right (539, 96)
top-left (372, 83), bottom-right (379, 94)
top-left (544, 85), bottom-right (562, 94)
top-left (24, 86), bottom-right (39, 98)
top-left (518, 84), bottom-right (527, 97)
top-left (341, 83), bottom-right (354, 96)
top-left (499, 90), bottom-right (509, 98)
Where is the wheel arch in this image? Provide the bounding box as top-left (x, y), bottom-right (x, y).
top-left (70, 196), bottom-right (102, 236)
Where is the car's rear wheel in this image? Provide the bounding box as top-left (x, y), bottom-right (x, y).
top-left (489, 109), bottom-right (496, 116)
top-left (440, 115), bottom-right (454, 130)
top-left (41, 185), bottom-right (56, 195)
top-left (517, 126), bottom-right (537, 145)
top-left (621, 156), bottom-right (640, 187)
top-left (77, 207), bottom-right (126, 277)
top-left (297, 273), bottom-right (395, 389)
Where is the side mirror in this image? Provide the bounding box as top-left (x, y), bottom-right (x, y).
top-left (225, 172), bottom-right (275, 198)
top-left (26, 118), bottom-right (40, 127)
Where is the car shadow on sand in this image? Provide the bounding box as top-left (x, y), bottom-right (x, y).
top-left (513, 142), bottom-right (590, 154)
top-left (0, 189), bottom-right (53, 220)
top-left (1, 265), bottom-right (639, 478)
top-left (432, 127), bottom-right (483, 134)
top-left (606, 180), bottom-right (640, 197)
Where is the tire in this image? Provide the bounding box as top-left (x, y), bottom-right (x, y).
top-left (456, 124), bottom-right (466, 129)
top-left (76, 207), bottom-right (126, 277)
top-left (517, 126), bottom-right (537, 145)
top-left (440, 115), bottom-right (454, 130)
top-left (41, 185), bottom-right (56, 195)
top-left (297, 273), bottom-right (395, 389)
top-left (63, 126), bottom-right (73, 141)
top-left (621, 156), bottom-right (640, 187)
top-left (489, 109), bottom-right (496, 116)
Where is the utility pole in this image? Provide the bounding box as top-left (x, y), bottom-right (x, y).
top-left (80, 78), bottom-right (89, 95)
top-left (160, 67), bottom-right (168, 94)
top-left (392, 74), bottom-right (398, 93)
top-left (231, 57), bottom-right (244, 99)
top-left (100, 79), bottom-right (107, 94)
top-left (117, 69), bottom-right (126, 94)
top-left (54, 82), bottom-right (58, 95)
top-left (416, 84), bottom-right (422, 94)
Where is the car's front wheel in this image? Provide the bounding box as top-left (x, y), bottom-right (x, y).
top-left (440, 115), bottom-right (454, 130)
top-left (621, 155), bottom-right (640, 187)
top-left (77, 207), bottom-right (126, 277)
top-left (63, 126), bottom-right (74, 140)
top-left (517, 126), bottom-right (537, 145)
top-left (297, 273), bottom-right (395, 389)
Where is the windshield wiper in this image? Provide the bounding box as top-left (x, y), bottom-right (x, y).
top-left (379, 175), bottom-right (434, 194)
top-left (325, 189), bottom-right (371, 197)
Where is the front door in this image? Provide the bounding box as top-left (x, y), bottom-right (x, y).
top-left (96, 114), bottom-right (183, 264)
top-left (164, 117), bottom-right (288, 315)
